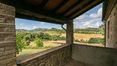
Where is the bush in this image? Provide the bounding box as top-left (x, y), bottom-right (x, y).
top-left (88, 38), bottom-right (104, 43)
top-left (23, 33), bottom-right (32, 45)
top-left (16, 34), bottom-right (25, 54)
top-left (34, 38), bottom-right (43, 48)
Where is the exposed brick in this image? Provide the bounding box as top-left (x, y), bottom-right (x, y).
top-left (0, 41), bottom-right (16, 47)
top-left (0, 3), bottom-right (15, 16)
top-left (0, 53), bottom-right (15, 60)
top-left (0, 32), bottom-right (16, 42)
top-left (0, 47), bottom-right (4, 56)
top-left (0, 57), bottom-right (16, 65)
top-left (0, 3), bottom-right (16, 66)
top-left (0, 27), bottom-right (15, 32)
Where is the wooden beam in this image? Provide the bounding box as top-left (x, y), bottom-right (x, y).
top-left (39, 0), bottom-right (49, 8)
top-left (61, 0), bottom-right (80, 15)
top-left (16, 9), bottom-right (66, 24)
top-left (71, 0), bottom-right (102, 19)
top-left (66, 20), bottom-right (74, 45)
top-left (68, 0), bottom-right (93, 18)
top-left (50, 0), bottom-right (68, 13)
top-left (64, 0), bottom-right (89, 17)
top-left (0, 0), bottom-right (68, 22)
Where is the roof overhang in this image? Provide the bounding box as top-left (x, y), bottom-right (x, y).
top-left (0, 0), bottom-right (102, 24)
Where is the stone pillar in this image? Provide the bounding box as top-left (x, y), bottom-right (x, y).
top-left (106, 4), bottom-right (117, 48)
top-left (112, 4), bottom-right (117, 48)
top-left (0, 3), bottom-right (16, 66)
top-left (66, 20), bottom-right (74, 45)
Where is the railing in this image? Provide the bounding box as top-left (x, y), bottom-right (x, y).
top-left (72, 44), bottom-right (117, 66)
top-left (17, 44), bottom-right (71, 66)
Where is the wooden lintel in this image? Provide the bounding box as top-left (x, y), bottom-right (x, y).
top-left (16, 9), bottom-right (66, 24)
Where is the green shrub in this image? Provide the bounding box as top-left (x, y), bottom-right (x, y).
top-left (88, 38), bottom-right (104, 43)
top-left (16, 34), bottom-right (25, 54)
top-left (34, 38), bottom-right (43, 48)
top-left (23, 33), bottom-right (32, 45)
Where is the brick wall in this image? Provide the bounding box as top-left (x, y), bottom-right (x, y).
top-left (17, 45), bottom-right (71, 66)
top-left (106, 4), bottom-right (117, 48)
top-left (0, 3), bottom-right (16, 66)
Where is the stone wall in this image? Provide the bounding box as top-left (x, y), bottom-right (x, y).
top-left (72, 44), bottom-right (117, 66)
top-left (106, 3), bottom-right (117, 48)
top-left (0, 3), bottom-right (16, 66)
top-left (17, 45), bottom-right (71, 66)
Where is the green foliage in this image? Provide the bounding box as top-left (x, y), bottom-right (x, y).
top-left (34, 38), bottom-right (43, 48)
top-left (88, 38), bottom-right (104, 43)
top-left (16, 33), bottom-right (25, 54)
top-left (16, 30), bottom-right (66, 53)
top-left (75, 28), bottom-right (104, 34)
top-left (34, 32), bottom-right (66, 41)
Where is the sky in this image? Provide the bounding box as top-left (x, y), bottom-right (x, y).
top-left (73, 3), bottom-right (103, 28)
top-left (15, 3), bottom-right (103, 30)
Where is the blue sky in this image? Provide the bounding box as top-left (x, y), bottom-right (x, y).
top-left (15, 3), bottom-right (103, 30)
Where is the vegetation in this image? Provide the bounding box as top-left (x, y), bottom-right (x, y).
top-left (16, 33), bottom-right (25, 54)
top-left (16, 30), bottom-right (66, 54)
top-left (75, 28), bottom-right (104, 34)
top-left (16, 27), bottom-right (104, 54)
top-left (34, 38), bottom-right (43, 48)
top-left (88, 38), bottom-right (104, 43)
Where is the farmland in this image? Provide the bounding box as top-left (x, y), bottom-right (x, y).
top-left (16, 28), bottom-right (104, 60)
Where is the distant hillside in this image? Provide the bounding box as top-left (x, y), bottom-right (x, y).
top-left (16, 29), bottom-right (28, 32)
top-left (16, 27), bottom-right (104, 34)
top-left (16, 28), bottom-right (65, 33)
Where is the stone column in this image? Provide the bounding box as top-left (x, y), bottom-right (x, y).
top-left (106, 4), bottom-right (117, 48)
top-left (66, 20), bottom-right (74, 45)
top-left (112, 4), bottom-right (117, 48)
top-left (0, 3), bottom-right (16, 66)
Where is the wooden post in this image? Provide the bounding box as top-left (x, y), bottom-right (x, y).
top-left (66, 20), bottom-right (74, 45)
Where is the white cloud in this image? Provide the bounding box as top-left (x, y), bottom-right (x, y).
top-left (73, 7), bottom-right (103, 29)
top-left (32, 26), bottom-right (38, 29)
top-left (75, 14), bottom-right (87, 20)
top-left (89, 7), bottom-right (102, 18)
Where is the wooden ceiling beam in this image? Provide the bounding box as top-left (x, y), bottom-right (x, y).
top-left (16, 9), bottom-right (66, 24)
top-left (61, 1), bottom-right (80, 15)
top-left (39, 0), bottom-right (49, 8)
top-left (71, 0), bottom-right (102, 19)
top-left (0, 0), bottom-right (68, 22)
top-left (50, 0), bottom-right (68, 13)
top-left (64, 0), bottom-right (89, 17)
top-left (68, 0), bottom-right (93, 18)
